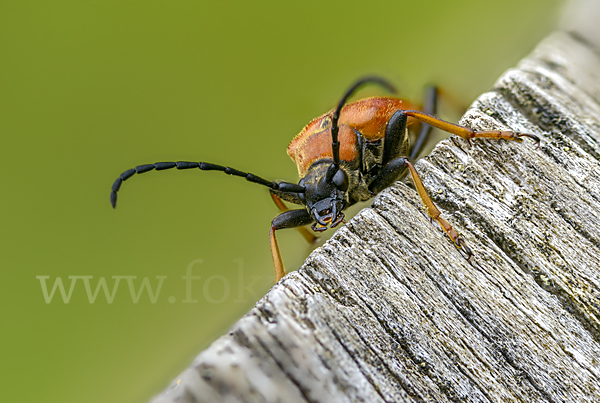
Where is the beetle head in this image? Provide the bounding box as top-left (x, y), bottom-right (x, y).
top-left (299, 162), bottom-right (348, 232)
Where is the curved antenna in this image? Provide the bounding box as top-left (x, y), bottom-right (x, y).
top-left (110, 161), bottom-right (304, 208)
top-left (330, 76), bottom-right (397, 166)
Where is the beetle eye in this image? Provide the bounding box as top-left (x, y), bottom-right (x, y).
top-left (333, 169), bottom-right (348, 191)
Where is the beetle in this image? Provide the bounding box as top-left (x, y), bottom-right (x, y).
top-left (110, 76), bottom-right (539, 282)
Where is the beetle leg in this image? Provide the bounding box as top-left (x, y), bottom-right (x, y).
top-left (402, 158), bottom-right (472, 259)
top-left (402, 110), bottom-right (540, 148)
top-left (270, 193), bottom-right (317, 244)
top-left (410, 86), bottom-right (438, 160)
top-left (382, 110), bottom-right (409, 166)
top-left (370, 156), bottom-right (472, 259)
top-left (270, 209), bottom-right (314, 282)
top-left (369, 155), bottom-right (408, 194)
top-left (370, 121), bottom-right (412, 195)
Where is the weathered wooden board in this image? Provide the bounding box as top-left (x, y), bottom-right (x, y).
top-left (151, 28), bottom-right (600, 403)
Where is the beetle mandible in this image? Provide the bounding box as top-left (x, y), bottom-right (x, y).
top-left (110, 76), bottom-right (539, 282)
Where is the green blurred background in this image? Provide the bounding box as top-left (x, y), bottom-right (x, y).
top-left (1, 1), bottom-right (563, 402)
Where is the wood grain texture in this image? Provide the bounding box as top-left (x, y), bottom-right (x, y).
top-left (151, 30), bottom-right (600, 403)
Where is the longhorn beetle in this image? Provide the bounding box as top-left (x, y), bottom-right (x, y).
top-left (110, 76), bottom-right (539, 282)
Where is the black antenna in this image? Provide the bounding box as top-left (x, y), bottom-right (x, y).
top-left (110, 161), bottom-right (304, 208)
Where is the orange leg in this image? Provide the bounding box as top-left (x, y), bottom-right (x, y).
top-left (374, 108), bottom-right (538, 258)
top-left (404, 110), bottom-right (540, 147)
top-left (403, 159), bottom-right (472, 258)
top-left (269, 226), bottom-right (286, 282)
top-left (269, 207), bottom-right (314, 282)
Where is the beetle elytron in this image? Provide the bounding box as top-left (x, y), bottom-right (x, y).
top-left (111, 76), bottom-right (539, 282)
